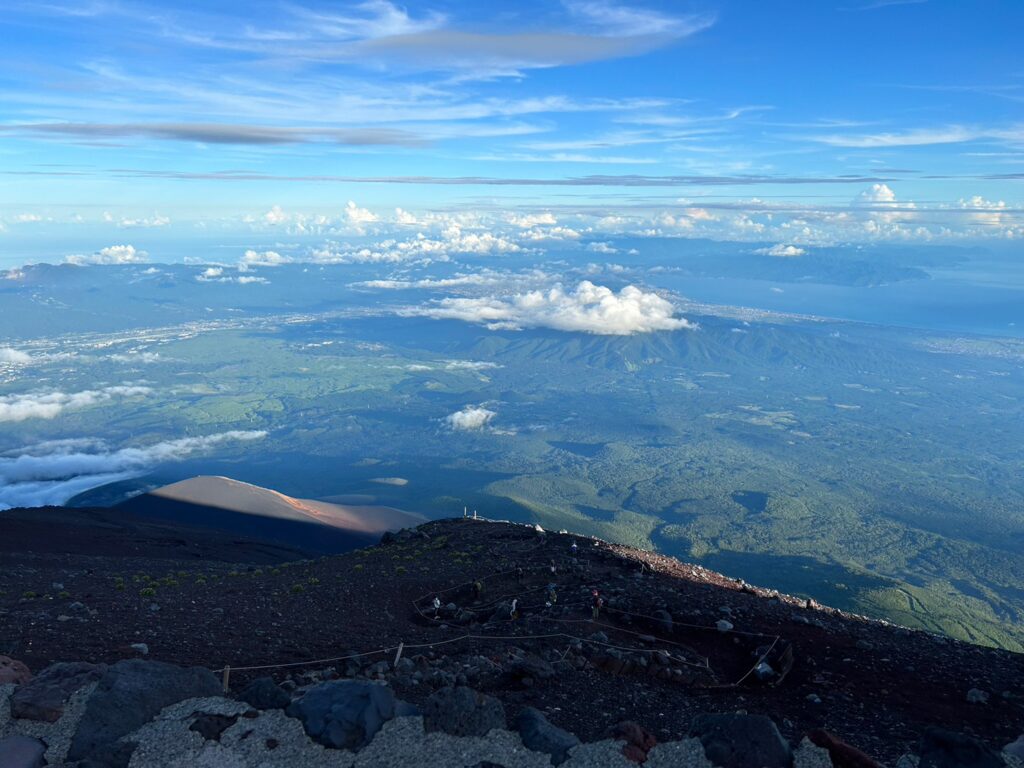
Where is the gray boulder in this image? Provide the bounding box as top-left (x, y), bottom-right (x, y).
top-left (286, 680), bottom-right (416, 750)
top-left (689, 713), bottom-right (792, 768)
top-left (0, 735), bottom-right (46, 768)
top-left (515, 707), bottom-right (580, 765)
top-left (1005, 735), bottom-right (1024, 759)
top-left (11, 661), bottom-right (107, 722)
top-left (918, 728), bottom-right (1004, 768)
top-left (66, 659), bottom-right (221, 767)
top-left (238, 676), bottom-right (291, 710)
top-left (422, 686), bottom-right (506, 738)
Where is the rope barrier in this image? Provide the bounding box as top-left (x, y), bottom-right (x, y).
top-left (215, 520), bottom-right (788, 690)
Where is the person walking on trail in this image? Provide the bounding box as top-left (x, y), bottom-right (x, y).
top-left (549, 560), bottom-right (557, 576)
top-left (432, 596), bottom-right (441, 619)
top-left (546, 583), bottom-right (558, 606)
top-left (591, 589), bottom-right (603, 620)
top-left (570, 541), bottom-right (578, 562)
top-left (473, 580), bottom-right (484, 600)
top-left (510, 598), bottom-right (519, 621)
top-left (516, 565), bottom-right (525, 583)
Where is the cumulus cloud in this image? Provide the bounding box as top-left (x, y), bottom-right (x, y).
top-left (507, 212), bottom-right (557, 228)
top-left (345, 200), bottom-right (379, 227)
top-left (240, 249), bottom-right (290, 267)
top-left (0, 430), bottom-right (267, 509)
top-left (0, 348), bottom-right (33, 364)
top-left (406, 280), bottom-right (694, 335)
top-left (110, 213), bottom-right (171, 228)
top-left (586, 242), bottom-right (618, 254)
top-left (754, 244), bottom-right (805, 257)
top-left (66, 244), bottom-right (148, 265)
top-left (0, 385), bottom-right (152, 423)
top-left (445, 405), bottom-right (497, 431)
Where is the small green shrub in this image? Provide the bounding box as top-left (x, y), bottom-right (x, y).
top-left (58, 591), bottom-right (71, 599)
top-left (307, 576), bottom-right (320, 585)
top-left (291, 584), bottom-right (305, 594)
top-left (353, 564), bottom-right (364, 572)
top-left (396, 566), bottom-right (407, 575)
top-left (22, 591), bottom-right (37, 599)
top-left (140, 587), bottom-right (157, 597)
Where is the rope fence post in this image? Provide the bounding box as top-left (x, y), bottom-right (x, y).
top-left (393, 642), bottom-right (404, 667)
top-left (222, 665), bottom-right (231, 693)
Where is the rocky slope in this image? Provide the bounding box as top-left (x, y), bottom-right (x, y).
top-left (2, 516), bottom-right (1023, 766)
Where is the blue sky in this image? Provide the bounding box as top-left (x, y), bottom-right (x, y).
top-left (1, 0), bottom-right (1022, 263)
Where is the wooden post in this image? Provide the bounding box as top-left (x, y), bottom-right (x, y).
top-left (222, 665), bottom-right (231, 693)
top-left (393, 642), bottom-right (404, 667)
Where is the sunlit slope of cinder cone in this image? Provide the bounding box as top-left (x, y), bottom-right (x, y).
top-left (120, 475), bottom-right (426, 553)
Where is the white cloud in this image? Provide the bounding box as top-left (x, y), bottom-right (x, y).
top-left (959, 196), bottom-right (1009, 227)
top-left (0, 430), bottom-right (267, 509)
top-left (507, 212), bottom-right (557, 228)
top-left (118, 214), bottom-right (171, 228)
top-left (586, 241), bottom-right (618, 254)
top-left (109, 351), bottom-right (161, 364)
top-left (445, 405), bottom-right (496, 431)
top-left (407, 280), bottom-right (695, 335)
top-left (394, 207), bottom-right (420, 225)
top-left (754, 244), bottom-right (805, 257)
top-left (0, 348), bottom-right (33, 364)
top-left (264, 205), bottom-right (290, 224)
top-left (240, 249), bottom-right (290, 267)
top-left (0, 385), bottom-right (152, 423)
top-left (346, 200), bottom-right (379, 226)
top-left (66, 244), bottom-right (148, 265)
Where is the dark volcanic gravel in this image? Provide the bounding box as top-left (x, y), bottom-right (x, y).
top-left (2, 515), bottom-right (1022, 762)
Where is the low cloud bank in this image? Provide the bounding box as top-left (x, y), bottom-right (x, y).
top-left (445, 406), bottom-right (496, 431)
top-left (0, 430), bottom-right (267, 510)
top-left (0, 348), bottom-right (32, 364)
top-left (407, 280), bottom-right (694, 335)
top-left (0, 385), bottom-right (152, 423)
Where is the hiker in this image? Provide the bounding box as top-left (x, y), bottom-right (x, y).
top-left (473, 579), bottom-right (484, 600)
top-left (510, 598), bottom-right (519, 621)
top-left (570, 541), bottom-right (578, 561)
top-left (591, 589), bottom-right (603, 620)
top-left (432, 596), bottom-right (441, 619)
top-left (516, 565), bottom-right (525, 583)
top-left (549, 560), bottom-right (557, 575)
top-left (546, 583), bottom-right (558, 605)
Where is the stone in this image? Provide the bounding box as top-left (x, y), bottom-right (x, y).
top-left (918, 728), bottom-right (1004, 768)
top-left (1005, 735), bottom-right (1024, 759)
top-left (610, 721), bottom-right (657, 763)
top-left (189, 712), bottom-right (239, 741)
top-left (652, 609), bottom-right (673, 635)
top-left (793, 737), bottom-right (834, 768)
top-left (0, 656), bottom-right (31, 685)
top-left (238, 676), bottom-right (291, 710)
top-left (10, 661), bottom-right (107, 722)
top-left (966, 688), bottom-right (989, 704)
top-left (285, 679), bottom-right (416, 750)
top-left (808, 728), bottom-right (882, 767)
top-left (0, 734), bottom-right (46, 768)
top-left (508, 654), bottom-right (556, 683)
top-left (66, 659), bottom-right (221, 767)
top-left (716, 620), bottom-right (734, 633)
top-left (130, 643), bottom-right (149, 656)
top-left (516, 706), bottom-right (580, 765)
top-left (690, 713), bottom-right (792, 768)
top-left (422, 685), bottom-right (506, 738)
